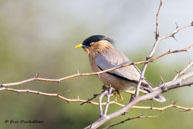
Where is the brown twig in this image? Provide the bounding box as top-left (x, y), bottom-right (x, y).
top-left (155, 0), bottom-right (162, 40)
top-left (80, 92), bottom-right (101, 105)
top-left (1, 87), bottom-right (193, 112)
top-left (84, 71), bottom-right (193, 129)
top-left (133, 103), bottom-right (193, 112)
top-left (134, 0), bottom-right (162, 98)
top-left (104, 87), bottom-right (113, 116)
top-left (99, 89), bottom-right (108, 117)
top-left (1, 44), bottom-right (192, 88)
top-left (173, 61), bottom-right (193, 81)
top-left (159, 23), bottom-right (193, 41)
top-left (103, 115), bottom-right (158, 129)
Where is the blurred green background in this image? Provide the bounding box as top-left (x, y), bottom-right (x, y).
top-left (0, 0), bottom-right (193, 129)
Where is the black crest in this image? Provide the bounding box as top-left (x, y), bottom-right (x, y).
top-left (82, 35), bottom-right (113, 47)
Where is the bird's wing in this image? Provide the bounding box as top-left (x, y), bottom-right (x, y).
top-left (95, 48), bottom-right (166, 102)
top-left (95, 48), bottom-right (141, 82)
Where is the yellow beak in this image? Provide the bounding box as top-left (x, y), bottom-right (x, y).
top-left (75, 44), bottom-right (83, 48)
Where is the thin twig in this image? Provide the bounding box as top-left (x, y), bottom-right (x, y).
top-left (1, 87), bottom-right (193, 112)
top-left (99, 90), bottom-right (108, 117)
top-left (1, 44), bottom-right (192, 88)
top-left (159, 23), bottom-right (193, 41)
top-left (103, 115), bottom-right (158, 129)
top-left (133, 103), bottom-right (193, 112)
top-left (155, 0), bottom-right (162, 40)
top-left (80, 92), bottom-right (102, 105)
top-left (173, 61), bottom-right (193, 81)
top-left (134, 0), bottom-right (163, 98)
top-left (104, 87), bottom-right (113, 116)
top-left (84, 71), bottom-right (193, 129)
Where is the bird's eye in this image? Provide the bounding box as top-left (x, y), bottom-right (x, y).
top-left (90, 42), bottom-right (94, 46)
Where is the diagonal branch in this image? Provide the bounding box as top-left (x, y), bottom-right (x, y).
top-left (133, 103), bottom-right (193, 112)
top-left (155, 0), bottom-right (162, 40)
top-left (173, 61), bottom-right (193, 81)
top-left (1, 44), bottom-right (192, 88)
top-left (159, 22), bottom-right (193, 41)
top-left (134, 0), bottom-right (192, 98)
top-left (104, 87), bottom-right (113, 116)
top-left (103, 115), bottom-right (158, 129)
top-left (1, 87), bottom-right (193, 112)
top-left (84, 71), bottom-right (193, 129)
top-left (134, 0), bottom-right (162, 98)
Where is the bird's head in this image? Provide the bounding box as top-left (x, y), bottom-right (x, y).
top-left (75, 35), bottom-right (114, 56)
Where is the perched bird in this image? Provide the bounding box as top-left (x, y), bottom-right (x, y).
top-left (75, 35), bottom-right (166, 102)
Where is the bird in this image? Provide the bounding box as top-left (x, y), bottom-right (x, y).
top-left (75, 35), bottom-right (166, 102)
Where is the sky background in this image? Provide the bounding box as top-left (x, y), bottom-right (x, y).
top-left (1, 0), bottom-right (193, 62)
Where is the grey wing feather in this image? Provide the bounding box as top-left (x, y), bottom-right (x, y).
top-left (95, 48), bottom-right (141, 82)
top-left (95, 48), bottom-right (166, 102)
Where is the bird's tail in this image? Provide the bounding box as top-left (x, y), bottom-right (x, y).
top-left (153, 93), bottom-right (166, 103)
top-left (140, 84), bottom-right (166, 103)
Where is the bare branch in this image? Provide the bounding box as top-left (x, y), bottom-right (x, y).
top-left (173, 61), bottom-right (193, 81)
top-left (133, 103), bottom-right (193, 112)
top-left (1, 44), bottom-right (192, 89)
top-left (0, 87), bottom-right (98, 104)
top-left (99, 89), bottom-right (108, 117)
top-left (80, 92), bottom-right (102, 105)
top-left (84, 71), bottom-right (193, 129)
top-left (159, 23), bottom-right (193, 41)
top-left (151, 45), bottom-right (193, 61)
top-left (134, 0), bottom-right (162, 98)
top-left (1, 87), bottom-right (193, 112)
top-left (155, 0), bottom-right (162, 40)
top-left (103, 115), bottom-right (158, 129)
top-left (104, 87), bottom-right (113, 116)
